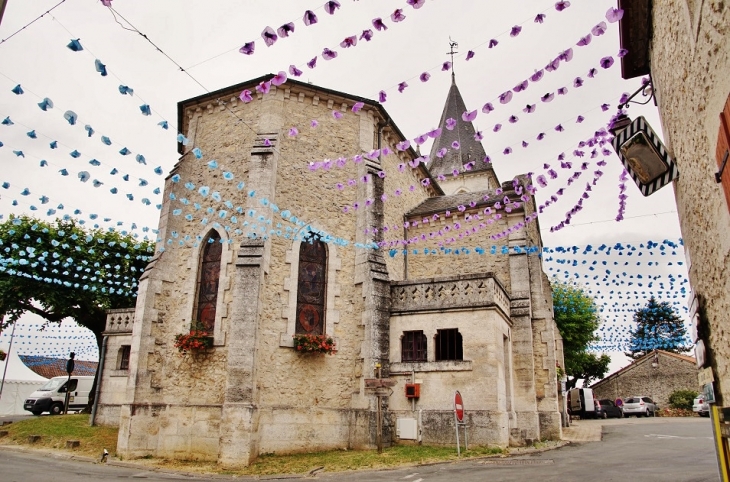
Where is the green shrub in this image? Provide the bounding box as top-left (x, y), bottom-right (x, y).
top-left (669, 389), bottom-right (698, 410)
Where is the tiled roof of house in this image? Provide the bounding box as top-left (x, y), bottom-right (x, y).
top-left (18, 355), bottom-right (98, 379)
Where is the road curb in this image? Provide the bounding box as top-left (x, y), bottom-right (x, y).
top-left (0, 439), bottom-right (571, 479)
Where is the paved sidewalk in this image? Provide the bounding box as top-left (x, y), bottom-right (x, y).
top-left (561, 419), bottom-right (603, 442)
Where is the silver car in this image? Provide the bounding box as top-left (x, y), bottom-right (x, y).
top-left (622, 396), bottom-right (658, 417)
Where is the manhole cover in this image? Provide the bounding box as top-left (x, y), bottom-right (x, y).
top-left (479, 459), bottom-right (554, 466)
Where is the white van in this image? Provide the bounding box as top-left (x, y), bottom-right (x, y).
top-left (567, 387), bottom-right (597, 419)
top-left (23, 376), bottom-right (95, 415)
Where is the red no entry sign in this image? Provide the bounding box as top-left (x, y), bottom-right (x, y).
top-left (454, 391), bottom-right (464, 422)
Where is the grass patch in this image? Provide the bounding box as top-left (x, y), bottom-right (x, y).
top-left (0, 414), bottom-right (117, 458)
top-left (1, 416), bottom-right (507, 477)
top-left (136, 444), bottom-right (505, 476)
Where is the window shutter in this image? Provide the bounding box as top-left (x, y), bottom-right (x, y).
top-left (717, 93), bottom-right (730, 212)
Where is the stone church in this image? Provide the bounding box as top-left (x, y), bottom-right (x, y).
top-left (96, 73), bottom-right (564, 465)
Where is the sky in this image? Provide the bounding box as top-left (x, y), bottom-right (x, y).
top-left (0, 0), bottom-right (690, 378)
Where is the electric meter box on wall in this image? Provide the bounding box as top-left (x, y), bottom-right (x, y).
top-left (23, 376), bottom-right (94, 415)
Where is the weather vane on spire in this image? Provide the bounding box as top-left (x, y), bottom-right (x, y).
top-left (447, 37), bottom-right (458, 78)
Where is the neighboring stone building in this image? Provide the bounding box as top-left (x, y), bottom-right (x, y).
top-left (97, 73), bottom-right (563, 465)
top-left (590, 350), bottom-right (697, 407)
top-left (615, 2), bottom-right (729, 406)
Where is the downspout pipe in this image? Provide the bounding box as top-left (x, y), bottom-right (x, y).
top-left (89, 334), bottom-right (108, 426)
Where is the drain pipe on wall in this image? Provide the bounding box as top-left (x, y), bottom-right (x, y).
top-left (89, 335), bottom-right (108, 426)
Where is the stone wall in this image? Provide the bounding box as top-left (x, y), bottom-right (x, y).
top-left (116, 76), bottom-right (562, 462)
top-left (118, 79), bottom-right (434, 463)
top-left (591, 352), bottom-right (698, 407)
top-left (95, 309), bottom-right (134, 426)
top-left (648, 1), bottom-right (730, 402)
top-left (388, 273), bottom-right (513, 446)
top-left (438, 171), bottom-right (495, 195)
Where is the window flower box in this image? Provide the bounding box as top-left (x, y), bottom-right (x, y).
top-left (174, 323), bottom-right (213, 355)
top-left (293, 333), bottom-right (336, 355)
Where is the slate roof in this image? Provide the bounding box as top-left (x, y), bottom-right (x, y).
top-left (427, 75), bottom-right (497, 180)
top-left (18, 355), bottom-right (98, 379)
top-left (407, 181), bottom-right (523, 217)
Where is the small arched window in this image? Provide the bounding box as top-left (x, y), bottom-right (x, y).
top-left (295, 234), bottom-right (327, 335)
top-left (401, 331), bottom-right (427, 362)
top-left (435, 328), bottom-right (463, 361)
top-left (194, 231), bottom-right (222, 334)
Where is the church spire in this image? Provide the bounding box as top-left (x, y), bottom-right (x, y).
top-left (426, 58), bottom-right (499, 189)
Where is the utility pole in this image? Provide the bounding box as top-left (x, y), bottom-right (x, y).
top-left (0, 0), bottom-right (8, 27)
top-left (0, 320), bottom-right (18, 402)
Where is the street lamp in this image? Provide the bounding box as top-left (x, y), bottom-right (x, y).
top-left (609, 80), bottom-right (679, 197)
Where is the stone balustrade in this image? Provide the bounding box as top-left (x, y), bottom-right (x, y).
top-left (105, 308), bottom-right (135, 334)
top-left (390, 273), bottom-right (510, 315)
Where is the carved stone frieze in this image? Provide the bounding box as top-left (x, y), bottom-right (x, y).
top-left (390, 273), bottom-right (510, 315)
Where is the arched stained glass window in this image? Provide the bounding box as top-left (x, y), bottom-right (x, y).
top-left (195, 231), bottom-right (222, 334)
top-left (295, 234), bottom-right (327, 335)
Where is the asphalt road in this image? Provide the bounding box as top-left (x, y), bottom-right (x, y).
top-left (0, 418), bottom-right (719, 482)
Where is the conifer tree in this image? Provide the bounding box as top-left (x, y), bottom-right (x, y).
top-left (626, 296), bottom-right (691, 359)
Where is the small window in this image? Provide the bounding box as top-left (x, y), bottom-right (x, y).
top-left (401, 331), bottom-right (427, 362)
top-left (642, 397), bottom-right (654, 403)
top-left (435, 329), bottom-right (463, 361)
top-left (119, 345), bottom-right (131, 370)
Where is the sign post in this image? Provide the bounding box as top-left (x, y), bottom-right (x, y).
top-left (454, 391), bottom-right (467, 456)
top-left (63, 352), bottom-right (75, 415)
top-left (364, 369), bottom-right (397, 454)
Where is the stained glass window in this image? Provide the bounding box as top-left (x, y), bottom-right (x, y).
top-left (295, 234), bottom-right (327, 335)
top-left (195, 231), bottom-right (222, 334)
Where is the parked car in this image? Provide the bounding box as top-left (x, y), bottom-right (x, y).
top-left (622, 396), bottom-right (658, 417)
top-left (693, 395), bottom-right (710, 417)
top-left (595, 399), bottom-right (624, 419)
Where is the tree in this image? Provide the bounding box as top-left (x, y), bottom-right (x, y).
top-left (0, 215), bottom-right (153, 343)
top-left (551, 280), bottom-right (610, 390)
top-left (626, 296), bottom-right (691, 359)
top-left (0, 215), bottom-right (153, 408)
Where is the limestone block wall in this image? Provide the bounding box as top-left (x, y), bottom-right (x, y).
top-left (388, 309), bottom-right (511, 411)
top-left (97, 309), bottom-right (135, 426)
top-left (649, 1), bottom-right (730, 402)
top-left (388, 274), bottom-right (513, 446)
top-left (438, 171), bottom-right (495, 195)
top-left (591, 352), bottom-right (698, 407)
top-left (120, 78), bottom-right (436, 461)
top-left (379, 131), bottom-right (432, 282)
top-left (401, 205), bottom-right (513, 286)
top-left (95, 333), bottom-right (131, 426)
